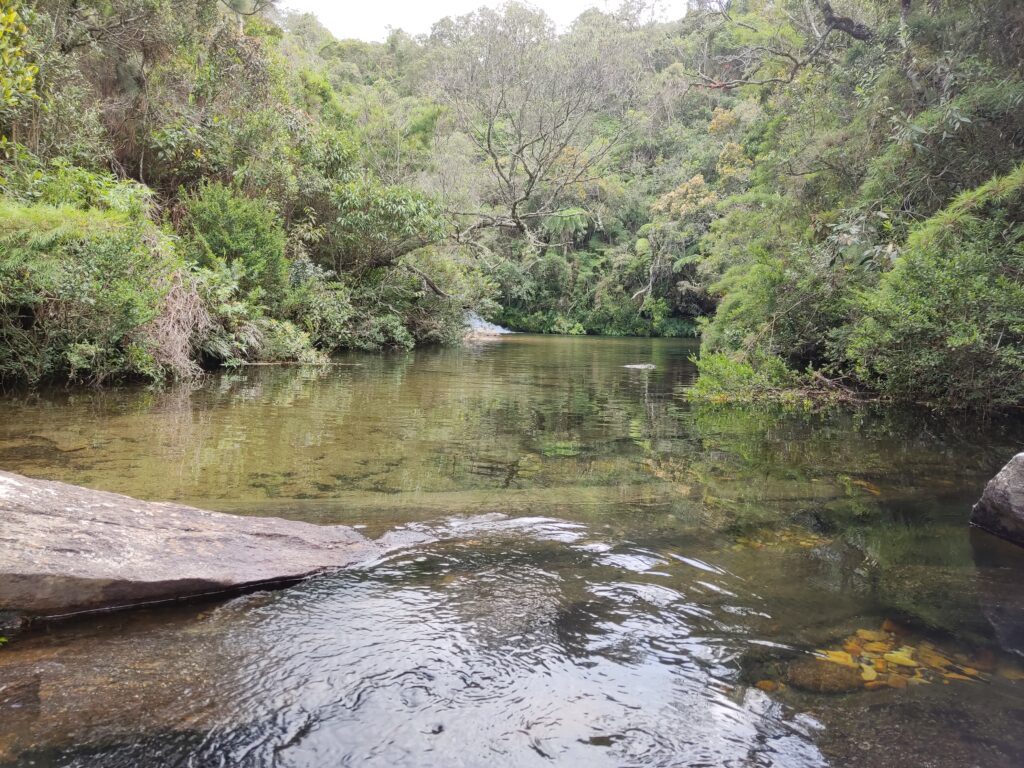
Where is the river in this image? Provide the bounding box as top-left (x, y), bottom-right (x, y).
top-left (2, 335), bottom-right (1024, 767)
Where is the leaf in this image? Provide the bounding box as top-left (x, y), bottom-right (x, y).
top-left (883, 651), bottom-right (918, 668)
top-left (814, 650), bottom-right (859, 669)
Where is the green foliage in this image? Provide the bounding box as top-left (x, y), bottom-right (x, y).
top-left (330, 178), bottom-right (445, 270)
top-left (0, 152), bottom-right (152, 216)
top-left (683, 0), bottom-right (1024, 408)
top-left (253, 316), bottom-right (327, 364)
top-left (0, 0), bottom-right (1022, 408)
top-left (0, 0), bottom-right (37, 112)
top-left (283, 257), bottom-right (354, 350)
top-left (844, 165), bottom-right (1024, 408)
top-left (859, 80), bottom-right (1024, 220)
top-left (0, 201), bottom-right (184, 385)
top-left (687, 352), bottom-right (801, 405)
top-left (181, 182), bottom-right (288, 309)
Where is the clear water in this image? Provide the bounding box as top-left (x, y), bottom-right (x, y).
top-left (2, 335), bottom-right (1024, 767)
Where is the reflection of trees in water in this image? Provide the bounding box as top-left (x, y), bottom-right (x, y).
top-left (659, 404), bottom-right (1024, 643)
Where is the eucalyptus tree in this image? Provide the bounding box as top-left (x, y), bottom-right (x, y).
top-left (430, 2), bottom-right (648, 249)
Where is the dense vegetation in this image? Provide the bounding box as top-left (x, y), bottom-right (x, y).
top-left (0, 0), bottom-right (1021, 407)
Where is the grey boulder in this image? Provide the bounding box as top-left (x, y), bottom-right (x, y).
top-left (971, 453), bottom-right (1024, 546)
top-left (0, 470), bottom-right (381, 619)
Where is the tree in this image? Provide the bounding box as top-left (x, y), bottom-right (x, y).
top-left (0, 0), bottom-right (37, 114)
top-left (688, 0), bottom-right (876, 90)
top-left (432, 3), bottom-right (644, 246)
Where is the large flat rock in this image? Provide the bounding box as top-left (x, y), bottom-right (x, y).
top-left (0, 470), bottom-right (382, 618)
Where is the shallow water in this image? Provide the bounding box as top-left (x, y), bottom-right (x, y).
top-left (2, 335), bottom-right (1024, 767)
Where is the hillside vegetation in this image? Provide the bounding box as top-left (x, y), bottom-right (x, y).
top-left (0, 0), bottom-right (1021, 406)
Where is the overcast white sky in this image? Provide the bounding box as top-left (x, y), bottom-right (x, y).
top-left (280, 1), bottom-right (691, 42)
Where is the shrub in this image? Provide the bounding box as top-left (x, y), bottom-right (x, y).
top-left (844, 165), bottom-right (1024, 408)
top-left (687, 352), bottom-right (800, 404)
top-left (282, 255), bottom-right (355, 350)
top-left (699, 249), bottom-right (847, 370)
top-left (342, 312), bottom-right (415, 351)
top-left (0, 148), bottom-right (153, 217)
top-left (0, 201), bottom-right (193, 385)
top-left (180, 182), bottom-right (289, 309)
top-left (193, 260), bottom-right (324, 366)
top-left (253, 317), bottom-right (327, 364)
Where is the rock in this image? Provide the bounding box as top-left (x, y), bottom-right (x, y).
top-left (786, 657), bottom-right (864, 693)
top-left (971, 453), bottom-right (1024, 546)
top-left (0, 611), bottom-right (28, 641)
top-left (0, 470), bottom-right (382, 618)
top-left (623, 363), bottom-right (656, 370)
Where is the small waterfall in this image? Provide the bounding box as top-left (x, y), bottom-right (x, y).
top-left (465, 312), bottom-right (513, 337)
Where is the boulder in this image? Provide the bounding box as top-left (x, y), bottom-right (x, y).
top-left (971, 453), bottom-right (1024, 546)
top-left (0, 470), bottom-right (382, 619)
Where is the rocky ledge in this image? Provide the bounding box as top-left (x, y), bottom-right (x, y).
top-left (971, 453), bottom-right (1024, 547)
top-left (0, 470), bottom-right (382, 621)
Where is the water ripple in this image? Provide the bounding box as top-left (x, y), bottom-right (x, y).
top-left (0, 514), bottom-right (830, 768)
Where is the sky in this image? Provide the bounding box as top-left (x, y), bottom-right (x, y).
top-left (279, 1), bottom-right (691, 42)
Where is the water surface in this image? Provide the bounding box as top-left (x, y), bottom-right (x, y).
top-left (2, 335), bottom-right (1024, 767)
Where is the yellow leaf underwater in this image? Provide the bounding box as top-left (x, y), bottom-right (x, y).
top-left (943, 672), bottom-right (974, 682)
top-left (884, 651), bottom-right (918, 668)
top-left (856, 629), bottom-right (888, 642)
top-left (917, 648), bottom-right (952, 669)
top-left (997, 665), bottom-right (1024, 681)
top-left (814, 650), bottom-right (859, 669)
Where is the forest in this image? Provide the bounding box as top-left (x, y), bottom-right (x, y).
top-left (0, 0), bottom-right (1022, 408)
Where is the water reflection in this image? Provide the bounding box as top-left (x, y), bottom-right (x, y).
top-left (2, 335), bottom-right (1024, 766)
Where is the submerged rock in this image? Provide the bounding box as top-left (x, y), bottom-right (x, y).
top-left (971, 453), bottom-right (1024, 546)
top-left (785, 656), bottom-right (864, 693)
top-left (0, 470), bottom-right (381, 618)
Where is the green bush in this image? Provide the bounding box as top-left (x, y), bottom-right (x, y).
top-left (342, 312), bottom-right (415, 351)
top-left (285, 273), bottom-right (355, 351)
top-left (253, 317), bottom-right (327, 364)
top-left (844, 165), bottom-right (1024, 408)
top-left (181, 182), bottom-right (289, 309)
top-left (687, 352), bottom-right (801, 404)
top-left (0, 201), bottom-right (189, 385)
top-left (193, 260), bottom-right (326, 366)
top-left (699, 249), bottom-right (847, 370)
top-left (0, 148), bottom-right (153, 217)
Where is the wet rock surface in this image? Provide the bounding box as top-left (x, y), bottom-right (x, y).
top-left (0, 470), bottom-right (382, 618)
top-left (971, 453), bottom-right (1024, 546)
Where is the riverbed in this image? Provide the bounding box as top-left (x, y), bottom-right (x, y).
top-left (2, 335), bottom-right (1024, 767)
